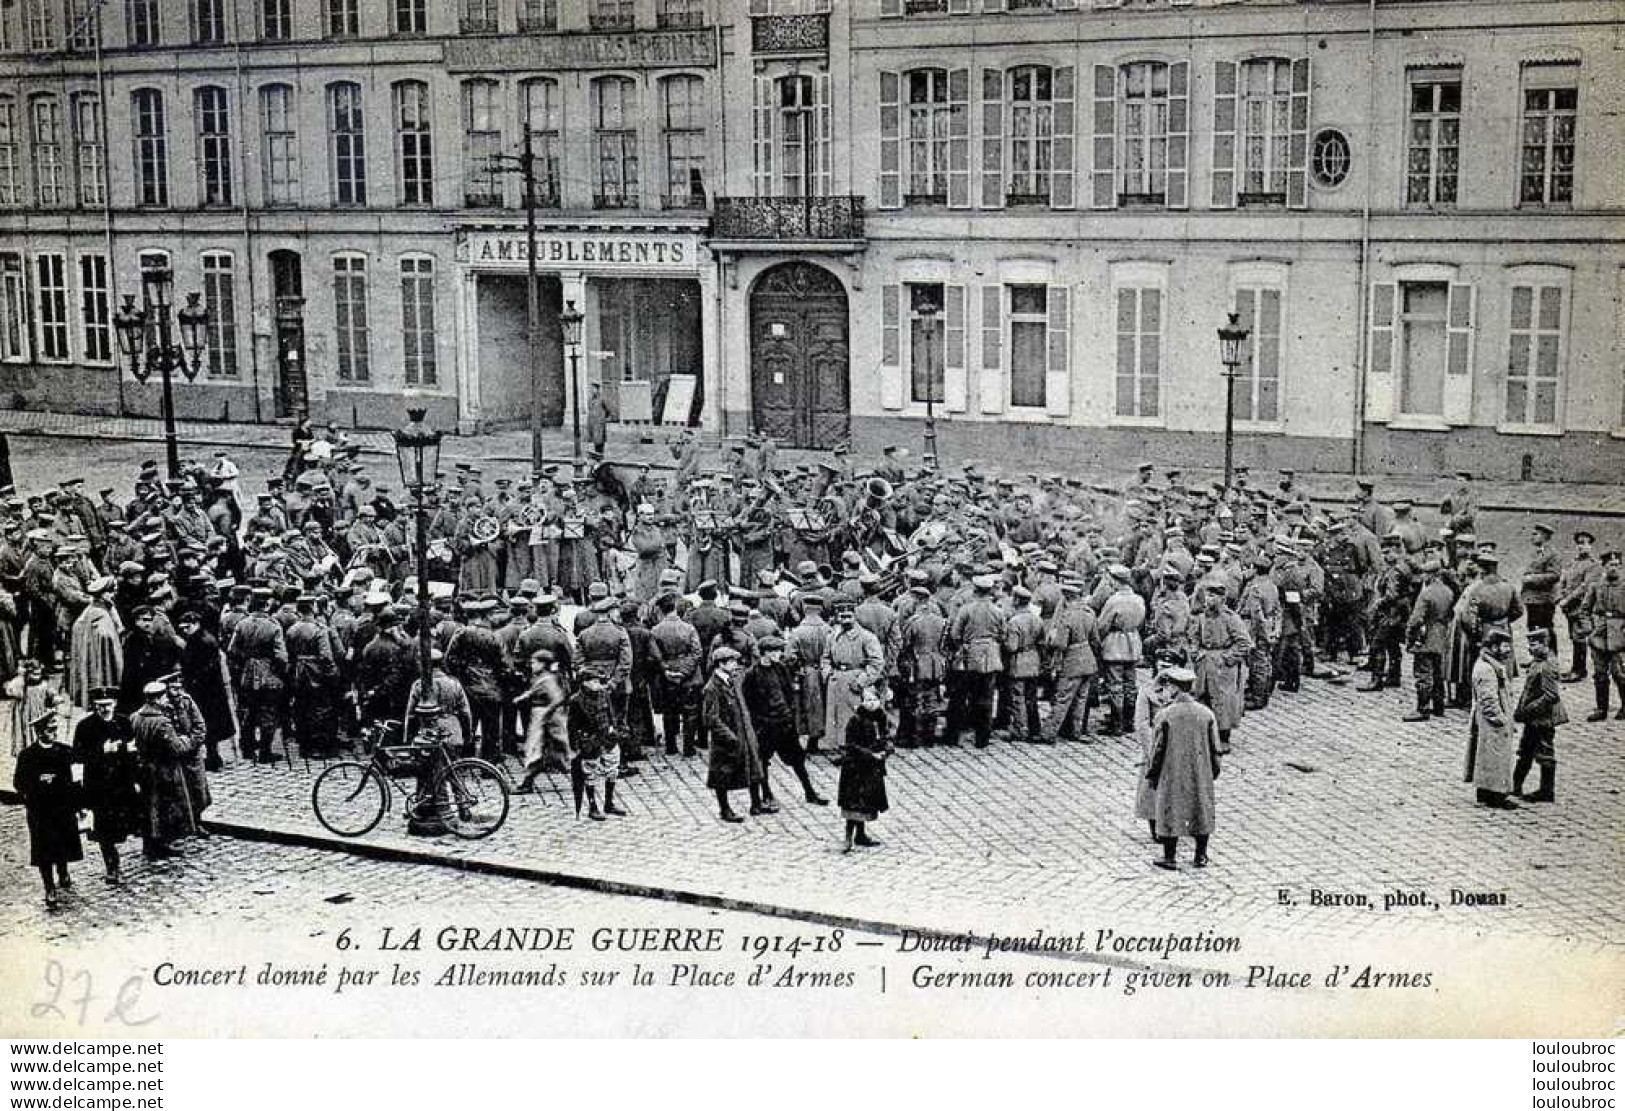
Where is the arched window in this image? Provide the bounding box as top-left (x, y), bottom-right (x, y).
top-left (461, 79), bottom-right (500, 207)
top-left (194, 85), bottom-right (232, 206)
top-left (260, 84), bottom-right (298, 204)
top-left (394, 80), bottom-right (433, 206)
top-left (592, 76), bottom-right (638, 208)
top-left (327, 82), bottom-right (365, 206)
top-left (28, 94), bottom-right (64, 207)
top-left (661, 75), bottom-right (705, 207)
top-left (70, 92), bottom-right (103, 206)
top-left (521, 78), bottom-right (561, 206)
top-left (131, 88), bottom-right (168, 207)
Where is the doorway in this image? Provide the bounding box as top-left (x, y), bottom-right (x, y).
top-left (748, 262), bottom-right (849, 449)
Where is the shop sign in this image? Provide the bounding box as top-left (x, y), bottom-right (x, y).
top-left (461, 231), bottom-right (702, 274)
top-left (445, 28), bottom-right (715, 72)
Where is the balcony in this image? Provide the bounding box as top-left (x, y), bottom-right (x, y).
top-left (751, 13), bottom-right (827, 54)
top-left (711, 195), bottom-right (865, 246)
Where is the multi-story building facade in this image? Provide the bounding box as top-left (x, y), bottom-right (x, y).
top-left (2, 0), bottom-right (1623, 480)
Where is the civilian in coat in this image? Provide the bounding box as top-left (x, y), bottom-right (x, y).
top-left (1190, 583), bottom-right (1253, 753)
top-left (1466, 630), bottom-right (1518, 809)
top-left (72, 688), bottom-right (145, 884)
top-left (1145, 668), bottom-right (1221, 870)
top-left (837, 684), bottom-right (890, 853)
top-left (516, 649), bottom-right (569, 793)
top-left (702, 647), bottom-right (767, 822)
top-left (13, 708), bottom-right (82, 909)
top-left (1512, 628), bottom-right (1566, 804)
top-left (741, 635), bottom-right (826, 807)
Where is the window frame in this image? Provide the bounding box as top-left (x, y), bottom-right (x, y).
top-left (201, 250), bottom-right (239, 379)
top-left (261, 0), bottom-right (291, 40)
top-left (194, 85), bottom-right (233, 207)
top-left (395, 79), bottom-right (435, 207)
top-left (1110, 262), bottom-right (1167, 425)
top-left (125, 0), bottom-right (159, 46)
top-left (521, 78), bottom-right (562, 207)
top-left (660, 73), bottom-right (706, 209)
top-left (592, 75), bottom-right (639, 209)
top-left (327, 81), bottom-right (366, 207)
top-left (71, 91), bottom-right (104, 207)
top-left (393, 0), bottom-right (426, 34)
top-left (461, 78), bottom-right (501, 208)
top-left (400, 255), bottom-right (438, 388)
top-left (1500, 267), bottom-right (1571, 434)
top-left (1237, 56), bottom-right (1292, 205)
top-left (518, 0), bottom-right (556, 32)
top-left (1118, 59), bottom-right (1171, 205)
top-left (0, 253), bottom-right (30, 362)
top-left (903, 67), bottom-right (954, 205)
top-left (131, 88), bottom-right (169, 208)
top-left (259, 83), bottom-right (298, 206)
top-left (325, 0), bottom-right (358, 39)
top-left (332, 252), bottom-right (371, 384)
top-left (1006, 282), bottom-right (1049, 410)
top-left (1404, 67), bottom-right (1461, 209)
top-left (28, 94), bottom-right (66, 209)
top-left (190, 0), bottom-right (224, 44)
top-left (77, 252), bottom-right (111, 365)
top-left (1005, 64), bottom-right (1054, 206)
top-left (1516, 64), bottom-right (1577, 209)
top-left (1228, 263), bottom-right (1289, 429)
top-left (32, 252), bottom-right (71, 363)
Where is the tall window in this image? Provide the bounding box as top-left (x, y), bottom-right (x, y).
top-left (522, 79), bottom-right (561, 206)
top-left (325, 0), bottom-right (357, 38)
top-left (658, 0), bottom-right (702, 28)
top-left (1232, 286), bottom-right (1281, 423)
top-left (260, 84), bottom-right (297, 205)
top-left (662, 75), bottom-right (705, 207)
top-left (593, 76), bottom-right (639, 209)
top-left (1119, 61), bottom-right (1169, 202)
top-left (29, 96), bottom-right (64, 208)
top-left (1239, 57), bottom-right (1290, 201)
top-left (65, 0), bottom-right (98, 49)
top-left (79, 254), bottom-right (110, 363)
top-left (28, 0), bottom-right (57, 49)
top-left (461, 80), bottom-right (499, 207)
top-left (34, 254), bottom-right (69, 361)
top-left (126, 0), bottom-right (159, 46)
top-left (190, 0), bottom-right (224, 42)
top-left (1007, 65), bottom-right (1052, 204)
top-left (333, 255), bottom-right (369, 382)
top-left (1406, 70), bottom-right (1459, 206)
top-left (201, 252), bottom-right (238, 377)
top-left (777, 74), bottom-right (815, 199)
top-left (328, 82), bottom-right (366, 205)
top-left (195, 86), bottom-right (232, 206)
top-left (132, 89), bottom-right (168, 206)
top-left (0, 0), bottom-right (17, 49)
top-left (1009, 284), bottom-right (1047, 409)
top-left (400, 257), bottom-right (437, 386)
top-left (1506, 282), bottom-right (1564, 427)
top-left (71, 93), bottom-right (104, 206)
top-left (518, 0), bottom-right (555, 31)
top-left (460, 0), bottom-right (495, 32)
top-left (905, 68), bottom-right (954, 203)
top-left (396, 80), bottom-right (434, 206)
top-left (1519, 66), bottom-right (1576, 207)
top-left (0, 254), bottom-right (27, 360)
top-left (393, 0), bottom-right (425, 34)
top-left (262, 0), bottom-right (290, 39)
top-left (590, 0), bottom-right (633, 30)
top-left (0, 99), bottom-right (17, 205)
top-left (907, 283), bottom-right (944, 405)
top-left (1115, 285), bottom-right (1161, 419)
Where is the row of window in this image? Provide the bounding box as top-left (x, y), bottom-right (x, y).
top-left (0, 75), bottom-right (708, 211)
top-left (0, 250), bottom-right (440, 387)
top-left (0, 0), bottom-right (707, 51)
top-left (875, 58), bottom-right (1579, 211)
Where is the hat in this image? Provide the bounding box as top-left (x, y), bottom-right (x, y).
top-left (30, 707), bottom-right (58, 733)
top-left (1012, 585), bottom-right (1032, 602)
top-left (591, 596), bottom-right (617, 614)
top-left (1162, 666), bottom-right (1197, 686)
top-left (1532, 522), bottom-right (1554, 538)
top-left (1574, 530), bottom-right (1596, 544)
top-left (1484, 629), bottom-right (1513, 648)
top-left (89, 686), bottom-right (118, 704)
top-left (711, 646), bottom-right (741, 666)
top-left (758, 634), bottom-right (786, 653)
top-left (142, 679), bottom-right (168, 697)
top-left (971, 574), bottom-right (996, 591)
top-left (1107, 563), bottom-right (1133, 582)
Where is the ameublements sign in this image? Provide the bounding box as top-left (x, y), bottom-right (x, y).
top-left (445, 28), bottom-right (715, 72)
top-left (461, 231), bottom-right (703, 273)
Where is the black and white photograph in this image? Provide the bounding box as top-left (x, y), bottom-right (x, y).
top-left (0, 0), bottom-right (1621, 1055)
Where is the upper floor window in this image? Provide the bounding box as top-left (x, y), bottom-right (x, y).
top-left (394, 0), bottom-right (425, 34)
top-left (131, 88), bottom-right (168, 206)
top-left (1006, 65), bottom-right (1052, 205)
top-left (126, 0), bottom-right (159, 46)
top-left (590, 0), bottom-right (633, 30)
top-left (0, 0), bottom-right (18, 50)
top-left (396, 80), bottom-right (434, 206)
top-left (262, 0), bottom-right (291, 39)
top-left (260, 84), bottom-right (297, 205)
top-left (1093, 60), bottom-right (1189, 209)
top-left (521, 78), bottom-right (561, 206)
top-left (460, 0), bottom-right (495, 34)
top-left (1405, 68), bottom-right (1459, 207)
top-left (1238, 58), bottom-right (1290, 202)
top-left (71, 92), bottom-right (104, 206)
top-left (29, 95), bottom-right (64, 208)
top-left (905, 68), bottom-right (954, 205)
top-left (661, 75), bottom-right (705, 208)
top-left (190, 0), bottom-right (224, 43)
top-left (1119, 61), bottom-right (1169, 204)
top-left (325, 0), bottom-right (357, 38)
top-left (592, 76), bottom-right (638, 209)
top-left (0, 98), bottom-right (18, 206)
top-left (1519, 64), bottom-right (1576, 208)
top-left (462, 80), bottom-right (500, 207)
top-left (518, 0), bottom-right (555, 31)
top-left (774, 74), bottom-right (824, 199)
top-left (327, 82), bottom-right (366, 205)
top-left (65, 0), bottom-right (98, 50)
top-left (749, 0), bottom-right (831, 10)
top-left (28, 0), bottom-right (58, 50)
top-left (194, 86), bottom-right (233, 206)
top-left (658, 0), bottom-right (702, 28)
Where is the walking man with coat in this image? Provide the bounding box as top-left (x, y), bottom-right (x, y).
top-left (1145, 667), bottom-right (1221, 871)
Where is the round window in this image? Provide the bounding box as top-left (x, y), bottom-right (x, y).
top-left (1311, 128), bottom-right (1351, 188)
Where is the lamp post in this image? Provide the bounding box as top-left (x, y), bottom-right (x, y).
top-left (559, 299), bottom-right (585, 477)
top-left (392, 407), bottom-right (443, 701)
top-left (486, 131), bottom-right (549, 471)
top-left (915, 298), bottom-right (941, 472)
top-left (112, 264), bottom-right (208, 480)
top-left (1217, 310), bottom-right (1252, 494)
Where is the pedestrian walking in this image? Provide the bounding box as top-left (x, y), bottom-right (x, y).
top-left (71, 687), bottom-right (146, 885)
top-left (702, 646), bottom-right (768, 822)
top-left (13, 707), bottom-right (83, 909)
top-left (838, 684), bottom-right (890, 853)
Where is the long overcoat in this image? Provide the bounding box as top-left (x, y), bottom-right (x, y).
top-left (1147, 696), bottom-right (1221, 838)
top-left (13, 740), bottom-right (83, 867)
top-left (702, 671), bottom-right (764, 791)
top-left (73, 712), bottom-right (145, 845)
top-left (1191, 608), bottom-right (1253, 732)
top-left (1465, 655), bottom-right (1514, 795)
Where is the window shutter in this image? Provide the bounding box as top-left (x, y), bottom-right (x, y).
top-left (1091, 64), bottom-right (1116, 209)
top-left (1212, 60), bottom-right (1237, 209)
top-left (944, 284), bottom-right (967, 412)
top-left (1050, 65), bottom-right (1075, 208)
top-left (1166, 60), bottom-right (1189, 209)
top-left (753, 76), bottom-right (774, 197)
top-left (879, 71), bottom-right (901, 209)
top-left (1045, 284), bottom-right (1070, 417)
top-left (980, 284), bottom-right (1004, 414)
top-left (1287, 57), bottom-right (1311, 209)
top-left (880, 284), bottom-right (903, 410)
top-left (1365, 281), bottom-right (1396, 421)
top-left (980, 68), bottom-right (1004, 209)
top-left (880, 0), bottom-right (901, 17)
top-left (816, 73), bottom-right (833, 196)
top-left (1443, 282), bottom-right (1475, 425)
top-left (948, 68), bottom-right (971, 209)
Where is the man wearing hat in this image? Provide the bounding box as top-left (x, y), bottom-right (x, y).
top-left (1404, 558), bottom-right (1455, 721)
top-left (67, 575), bottom-right (123, 711)
top-left (1580, 550), bottom-right (1625, 722)
top-left (1190, 582), bottom-right (1252, 753)
top-left (1466, 629), bottom-right (1518, 809)
top-left (225, 589), bottom-right (288, 763)
top-left (1439, 471), bottom-right (1476, 538)
top-left (132, 677), bottom-right (204, 853)
top-left (1353, 479), bottom-right (1393, 539)
top-left (73, 686), bottom-right (145, 884)
top-left (702, 645), bottom-right (768, 822)
top-left (1144, 665), bottom-right (1221, 870)
top-left (823, 598), bottom-right (885, 752)
top-left (648, 592), bottom-right (704, 756)
top-left (1358, 537), bottom-right (1412, 693)
top-left (896, 584), bottom-right (947, 747)
top-left (1520, 522), bottom-right (1562, 640)
top-left (1096, 564), bottom-right (1147, 736)
top-left (14, 704), bottom-right (83, 907)
top-left (1001, 585), bottom-right (1046, 743)
top-left (944, 575), bottom-right (1005, 748)
top-left (742, 634), bottom-right (827, 806)
top-left (286, 593), bottom-right (342, 758)
top-left (1557, 529), bottom-right (1599, 682)
top-left (175, 608), bottom-right (233, 772)
top-left (444, 597), bottom-right (508, 761)
top-left (1237, 554), bottom-right (1281, 712)
top-left (1459, 546), bottom-right (1522, 685)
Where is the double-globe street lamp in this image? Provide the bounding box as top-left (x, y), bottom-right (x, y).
top-left (914, 297), bottom-right (941, 473)
top-left (559, 299), bottom-right (585, 477)
top-left (1217, 310), bottom-right (1252, 493)
top-left (112, 264), bottom-right (210, 481)
top-left (393, 407), bottom-right (443, 701)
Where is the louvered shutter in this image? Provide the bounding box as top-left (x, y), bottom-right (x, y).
top-left (1166, 60), bottom-right (1189, 209)
top-left (1443, 283), bottom-right (1475, 425)
top-left (753, 76), bottom-right (774, 197)
top-left (1287, 57), bottom-right (1311, 209)
top-left (1365, 282), bottom-right (1396, 421)
top-left (1091, 64), bottom-right (1116, 209)
top-left (980, 284), bottom-right (1004, 414)
top-left (1050, 65), bottom-right (1075, 208)
top-left (980, 68), bottom-right (1004, 209)
top-left (1212, 60), bottom-right (1237, 209)
top-left (879, 71), bottom-right (901, 209)
top-left (881, 284), bottom-right (904, 410)
top-left (944, 285), bottom-right (967, 412)
top-left (948, 68), bottom-right (971, 208)
top-left (816, 72), bottom-right (833, 196)
top-left (1045, 285), bottom-right (1070, 416)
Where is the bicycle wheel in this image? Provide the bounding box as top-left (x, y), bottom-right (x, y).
top-left (432, 758), bottom-right (510, 840)
top-left (312, 761), bottom-right (390, 837)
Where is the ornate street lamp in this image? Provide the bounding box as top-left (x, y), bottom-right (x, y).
top-left (112, 264), bottom-right (208, 480)
top-left (1217, 310), bottom-right (1251, 493)
top-left (914, 297), bottom-right (941, 472)
top-left (393, 407), bottom-right (443, 699)
top-left (559, 299), bottom-right (585, 477)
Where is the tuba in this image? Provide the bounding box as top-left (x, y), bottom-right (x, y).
top-left (865, 476), bottom-right (894, 507)
top-left (468, 514), bottom-right (501, 546)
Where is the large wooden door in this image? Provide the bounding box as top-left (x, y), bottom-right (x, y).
top-left (750, 262), bottom-right (849, 449)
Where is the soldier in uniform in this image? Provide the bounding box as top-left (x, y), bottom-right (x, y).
top-left (1043, 575), bottom-right (1098, 742)
top-left (1404, 559), bottom-right (1455, 721)
top-left (1558, 529), bottom-right (1599, 682)
top-left (786, 595), bottom-right (833, 755)
top-left (1095, 565), bottom-right (1146, 737)
top-left (1520, 522), bottom-right (1563, 639)
top-left (226, 588), bottom-right (288, 763)
top-left (648, 592), bottom-right (704, 756)
top-left (1358, 537), bottom-right (1412, 693)
top-left (1002, 585), bottom-right (1046, 743)
top-left (822, 599), bottom-right (885, 752)
top-left (896, 585), bottom-right (946, 747)
top-left (1581, 550), bottom-right (1625, 721)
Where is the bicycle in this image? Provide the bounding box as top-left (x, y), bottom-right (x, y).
top-left (310, 720), bottom-right (510, 840)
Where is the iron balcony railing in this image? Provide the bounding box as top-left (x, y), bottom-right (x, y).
top-left (712, 195), bottom-right (865, 241)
